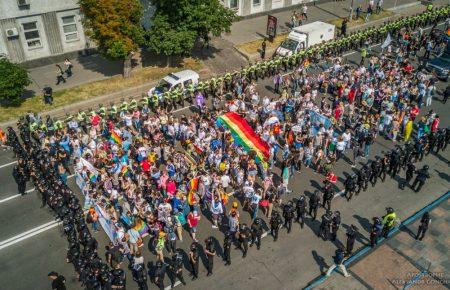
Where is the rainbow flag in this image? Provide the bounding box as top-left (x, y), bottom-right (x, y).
top-left (187, 177), bottom-right (199, 205)
top-left (190, 177), bottom-right (199, 191)
top-left (133, 219), bottom-right (149, 237)
top-left (121, 165), bottom-right (129, 176)
top-left (110, 130), bottom-right (122, 146)
top-left (89, 172), bottom-right (97, 183)
top-left (217, 112), bottom-right (270, 167)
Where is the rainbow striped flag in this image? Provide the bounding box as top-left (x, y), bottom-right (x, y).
top-left (89, 172), bottom-right (97, 183)
top-left (121, 165), bottom-right (129, 176)
top-left (187, 177), bottom-right (199, 205)
top-left (110, 130), bottom-right (122, 146)
top-left (133, 219), bottom-right (149, 237)
top-left (217, 112), bottom-right (270, 168)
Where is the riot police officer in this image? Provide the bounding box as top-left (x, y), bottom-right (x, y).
top-left (188, 243), bottom-right (199, 280)
top-left (270, 210), bottom-right (283, 242)
top-left (322, 180), bottom-right (334, 210)
top-left (412, 165), bottom-right (430, 192)
top-left (319, 210), bottom-right (332, 241)
top-left (370, 158), bottom-right (381, 187)
top-left (238, 223), bottom-right (251, 258)
top-left (309, 190), bottom-right (320, 220)
top-left (154, 260), bottom-right (166, 290)
top-left (344, 174), bottom-right (356, 201)
top-left (111, 264), bottom-right (126, 289)
top-left (346, 225), bottom-right (358, 256)
top-left (400, 162), bottom-right (415, 190)
top-left (223, 232), bottom-right (232, 266)
top-left (296, 195), bottom-right (307, 228)
top-left (132, 262), bottom-right (148, 290)
top-left (250, 218), bottom-right (263, 250)
top-left (370, 217), bottom-right (382, 247)
top-left (283, 201), bottom-right (295, 233)
top-left (330, 211), bottom-right (341, 241)
top-left (12, 164), bottom-right (27, 196)
top-left (361, 164), bottom-right (371, 192)
top-left (204, 237), bottom-right (216, 276)
top-left (388, 148), bottom-right (400, 178)
top-left (170, 250), bottom-right (186, 287)
top-left (416, 212), bottom-right (431, 241)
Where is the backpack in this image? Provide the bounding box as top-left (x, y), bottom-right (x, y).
top-left (176, 212), bottom-right (187, 226)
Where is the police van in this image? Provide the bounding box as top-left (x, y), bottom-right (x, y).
top-left (148, 70), bottom-right (200, 96)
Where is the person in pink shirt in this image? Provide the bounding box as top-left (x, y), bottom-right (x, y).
top-left (166, 178), bottom-right (177, 198)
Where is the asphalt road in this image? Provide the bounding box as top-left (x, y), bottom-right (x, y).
top-left (0, 24), bottom-right (449, 290)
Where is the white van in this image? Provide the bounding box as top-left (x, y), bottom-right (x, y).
top-left (149, 70), bottom-right (199, 95)
top-left (276, 21), bottom-right (335, 57)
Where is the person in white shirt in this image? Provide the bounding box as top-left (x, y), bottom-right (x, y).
top-left (301, 4), bottom-right (308, 19)
top-left (220, 174), bottom-right (231, 192)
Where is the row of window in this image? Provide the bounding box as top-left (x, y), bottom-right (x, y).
top-left (227, 0), bottom-right (285, 9)
top-left (22, 15), bottom-right (79, 49)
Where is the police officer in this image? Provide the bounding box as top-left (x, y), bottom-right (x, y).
top-left (379, 152), bottom-right (389, 182)
top-left (370, 217), bottom-right (382, 248)
top-left (132, 262), bottom-right (148, 290)
top-left (296, 195), bottom-right (307, 229)
top-left (188, 243), bottom-right (199, 280)
top-left (270, 210), bottom-right (282, 242)
top-left (416, 212), bottom-right (431, 241)
top-left (412, 165), bottom-right (430, 192)
top-left (223, 232), bottom-right (232, 266)
top-left (344, 174), bottom-right (356, 201)
top-left (238, 223), bottom-right (251, 258)
top-left (250, 218), bottom-right (263, 250)
top-left (388, 148), bottom-right (400, 178)
top-left (370, 158), bottom-right (381, 187)
top-left (319, 210), bottom-right (332, 241)
top-left (170, 250), bottom-right (186, 287)
top-left (204, 237), bottom-right (216, 276)
top-left (12, 164), bottom-right (27, 196)
top-left (361, 164), bottom-right (371, 192)
top-left (330, 211), bottom-right (341, 242)
top-left (309, 190), bottom-right (320, 220)
top-left (400, 162), bottom-right (415, 190)
top-left (381, 207), bottom-right (397, 238)
top-left (345, 225), bottom-right (358, 256)
top-left (154, 260), bottom-right (166, 290)
top-left (283, 201), bottom-right (295, 233)
top-left (322, 180), bottom-right (334, 210)
top-left (111, 264), bottom-right (126, 289)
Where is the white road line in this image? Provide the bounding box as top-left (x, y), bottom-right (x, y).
top-left (173, 105), bottom-right (195, 113)
top-left (0, 173), bottom-right (76, 204)
top-left (0, 161), bottom-right (17, 169)
top-left (0, 221), bottom-right (61, 250)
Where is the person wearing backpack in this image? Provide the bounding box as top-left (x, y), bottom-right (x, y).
top-left (173, 209), bottom-right (186, 242)
top-left (416, 212), bottom-right (431, 241)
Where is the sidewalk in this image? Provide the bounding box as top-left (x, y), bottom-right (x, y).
top-left (223, 0), bottom-right (422, 46)
top-left (317, 197), bottom-right (450, 290)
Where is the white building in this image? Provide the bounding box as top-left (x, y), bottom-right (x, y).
top-left (222, 0), bottom-right (314, 17)
top-left (0, 0), bottom-right (88, 64)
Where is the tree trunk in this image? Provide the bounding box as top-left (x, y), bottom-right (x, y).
top-left (123, 54), bottom-right (132, 78)
top-left (166, 55), bottom-right (171, 67)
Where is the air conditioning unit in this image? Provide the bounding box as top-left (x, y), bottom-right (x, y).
top-left (6, 28), bottom-right (19, 38)
top-left (17, 0), bottom-right (30, 6)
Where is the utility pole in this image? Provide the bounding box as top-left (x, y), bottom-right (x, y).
top-left (349, 0), bottom-right (354, 21)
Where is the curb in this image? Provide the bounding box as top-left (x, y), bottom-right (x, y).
top-left (303, 190), bottom-right (450, 290)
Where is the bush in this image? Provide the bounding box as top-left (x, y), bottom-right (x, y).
top-left (0, 56), bottom-right (31, 106)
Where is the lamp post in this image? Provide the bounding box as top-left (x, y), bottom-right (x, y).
top-left (349, 0), bottom-right (354, 21)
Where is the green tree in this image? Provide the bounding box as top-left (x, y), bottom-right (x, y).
top-left (0, 56), bottom-right (31, 106)
top-left (78, 0), bottom-right (144, 77)
top-left (145, 0), bottom-right (237, 64)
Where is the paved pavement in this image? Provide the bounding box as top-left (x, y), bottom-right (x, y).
top-left (318, 198), bottom-right (450, 290)
top-left (0, 23), bottom-right (449, 290)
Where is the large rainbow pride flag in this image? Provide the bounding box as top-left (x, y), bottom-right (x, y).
top-left (217, 111), bottom-right (270, 167)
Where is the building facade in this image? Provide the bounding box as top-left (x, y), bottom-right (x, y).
top-left (222, 0), bottom-right (314, 17)
top-left (0, 0), bottom-right (88, 63)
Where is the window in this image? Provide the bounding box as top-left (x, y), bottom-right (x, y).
top-left (253, 0), bottom-right (261, 6)
top-left (61, 15), bottom-right (79, 41)
top-left (230, 0), bottom-right (238, 9)
top-left (22, 21), bottom-right (42, 49)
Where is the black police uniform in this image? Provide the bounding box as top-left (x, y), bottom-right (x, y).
top-left (250, 219), bottom-right (263, 250)
top-left (205, 241), bottom-right (215, 276)
top-left (319, 213), bottom-right (332, 240)
top-left (412, 167), bottom-right (430, 192)
top-left (344, 175), bottom-right (356, 201)
top-left (239, 226), bottom-right (251, 258)
top-left (154, 264), bottom-right (166, 290)
top-left (270, 212), bottom-right (282, 241)
top-left (223, 235), bottom-right (232, 265)
top-left (296, 197), bottom-right (307, 228)
top-left (400, 163), bottom-right (415, 190)
top-left (346, 228), bottom-right (357, 255)
top-left (171, 253), bottom-right (186, 286)
top-left (132, 264), bottom-right (148, 290)
top-left (282, 204), bottom-right (295, 233)
top-left (189, 248), bottom-right (199, 279)
top-left (12, 165), bottom-right (27, 195)
top-left (416, 213), bottom-right (431, 240)
top-left (309, 192), bottom-right (320, 220)
top-left (331, 213), bottom-right (341, 241)
top-left (322, 184), bottom-right (334, 210)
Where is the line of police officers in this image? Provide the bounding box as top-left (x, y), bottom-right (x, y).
top-left (23, 6), bottom-right (449, 135)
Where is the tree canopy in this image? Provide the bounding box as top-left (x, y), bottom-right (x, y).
top-left (0, 56), bottom-right (31, 106)
top-left (79, 0), bottom-right (144, 60)
top-left (145, 0), bottom-right (237, 60)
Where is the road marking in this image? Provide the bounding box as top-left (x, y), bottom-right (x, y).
top-left (0, 173), bottom-right (75, 204)
top-left (173, 105), bottom-right (195, 113)
top-left (0, 161), bottom-right (18, 169)
top-left (0, 220), bottom-right (61, 250)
